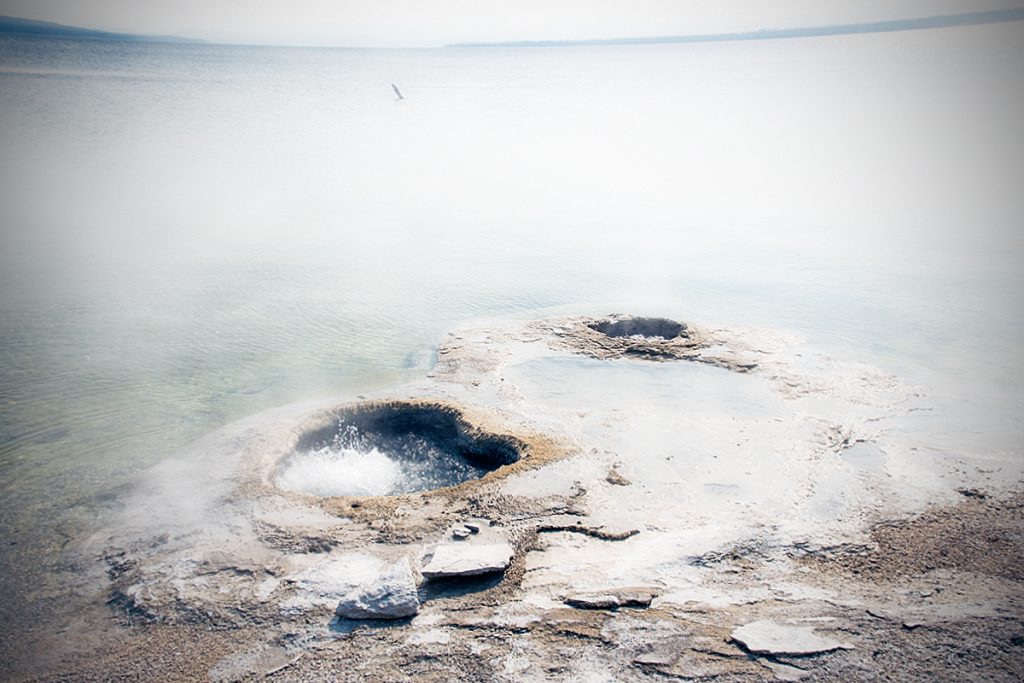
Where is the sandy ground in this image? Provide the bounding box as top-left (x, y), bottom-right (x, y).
top-left (5, 315), bottom-right (1022, 681)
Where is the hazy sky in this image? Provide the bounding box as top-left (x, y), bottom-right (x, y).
top-left (1, 0), bottom-right (1021, 47)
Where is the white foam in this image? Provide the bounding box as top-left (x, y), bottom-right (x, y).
top-left (277, 446), bottom-right (401, 497)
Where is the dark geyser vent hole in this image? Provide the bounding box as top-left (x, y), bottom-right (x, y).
top-left (589, 317), bottom-right (687, 340)
top-left (276, 402), bottom-right (524, 497)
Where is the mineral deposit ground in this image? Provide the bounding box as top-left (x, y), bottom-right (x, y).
top-left (7, 315), bottom-right (1023, 682)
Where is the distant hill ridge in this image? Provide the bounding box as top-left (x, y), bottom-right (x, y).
top-left (3, 8), bottom-right (1021, 49)
top-left (0, 15), bottom-right (202, 43)
top-left (446, 8), bottom-right (1024, 48)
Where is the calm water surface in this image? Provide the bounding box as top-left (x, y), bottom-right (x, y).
top-left (0, 23), bottom-right (1022, 655)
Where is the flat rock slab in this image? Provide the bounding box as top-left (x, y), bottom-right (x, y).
top-left (762, 661), bottom-right (811, 681)
top-left (421, 542), bottom-right (513, 579)
top-left (565, 587), bottom-right (658, 610)
top-left (335, 558), bottom-right (419, 619)
top-left (633, 646), bottom-right (679, 667)
top-left (731, 620), bottom-right (853, 656)
top-left (566, 594), bottom-right (621, 610)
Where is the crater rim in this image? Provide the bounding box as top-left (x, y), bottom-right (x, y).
top-left (274, 399), bottom-right (528, 500)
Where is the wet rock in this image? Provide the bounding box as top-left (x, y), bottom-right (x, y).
top-left (334, 558), bottom-right (419, 619)
top-left (421, 542), bottom-right (513, 579)
top-left (731, 620), bottom-right (853, 655)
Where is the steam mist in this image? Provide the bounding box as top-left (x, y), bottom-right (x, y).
top-left (0, 23), bottom-right (1022, 664)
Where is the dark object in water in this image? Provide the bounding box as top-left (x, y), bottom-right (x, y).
top-left (589, 317), bottom-right (687, 340)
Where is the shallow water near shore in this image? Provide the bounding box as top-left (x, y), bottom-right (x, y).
top-left (1, 21), bottom-right (1023, 675)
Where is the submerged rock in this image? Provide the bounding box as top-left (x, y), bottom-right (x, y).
top-left (731, 620), bottom-right (853, 655)
top-left (421, 542), bottom-right (513, 579)
top-left (335, 558), bottom-right (419, 619)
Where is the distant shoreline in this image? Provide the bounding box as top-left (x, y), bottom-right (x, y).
top-left (0, 15), bottom-right (202, 44)
top-left (3, 8), bottom-right (1022, 50)
top-left (445, 8), bottom-right (1024, 48)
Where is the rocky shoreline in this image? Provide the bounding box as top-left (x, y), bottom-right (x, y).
top-left (18, 492), bottom-right (1024, 682)
top-left (8, 315), bottom-right (1022, 681)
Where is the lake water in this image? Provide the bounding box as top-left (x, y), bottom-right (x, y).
top-left (1, 23), bottom-right (1022, 664)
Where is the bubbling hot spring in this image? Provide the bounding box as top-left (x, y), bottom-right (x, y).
top-left (276, 402), bottom-right (523, 497)
top-left (588, 317), bottom-right (687, 340)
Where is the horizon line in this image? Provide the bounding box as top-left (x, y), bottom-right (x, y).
top-left (1, 7), bottom-right (1023, 50)
top-left (445, 8), bottom-right (1024, 49)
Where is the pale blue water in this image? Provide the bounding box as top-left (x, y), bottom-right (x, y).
top-left (0, 24), bottom-right (1022, 657)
